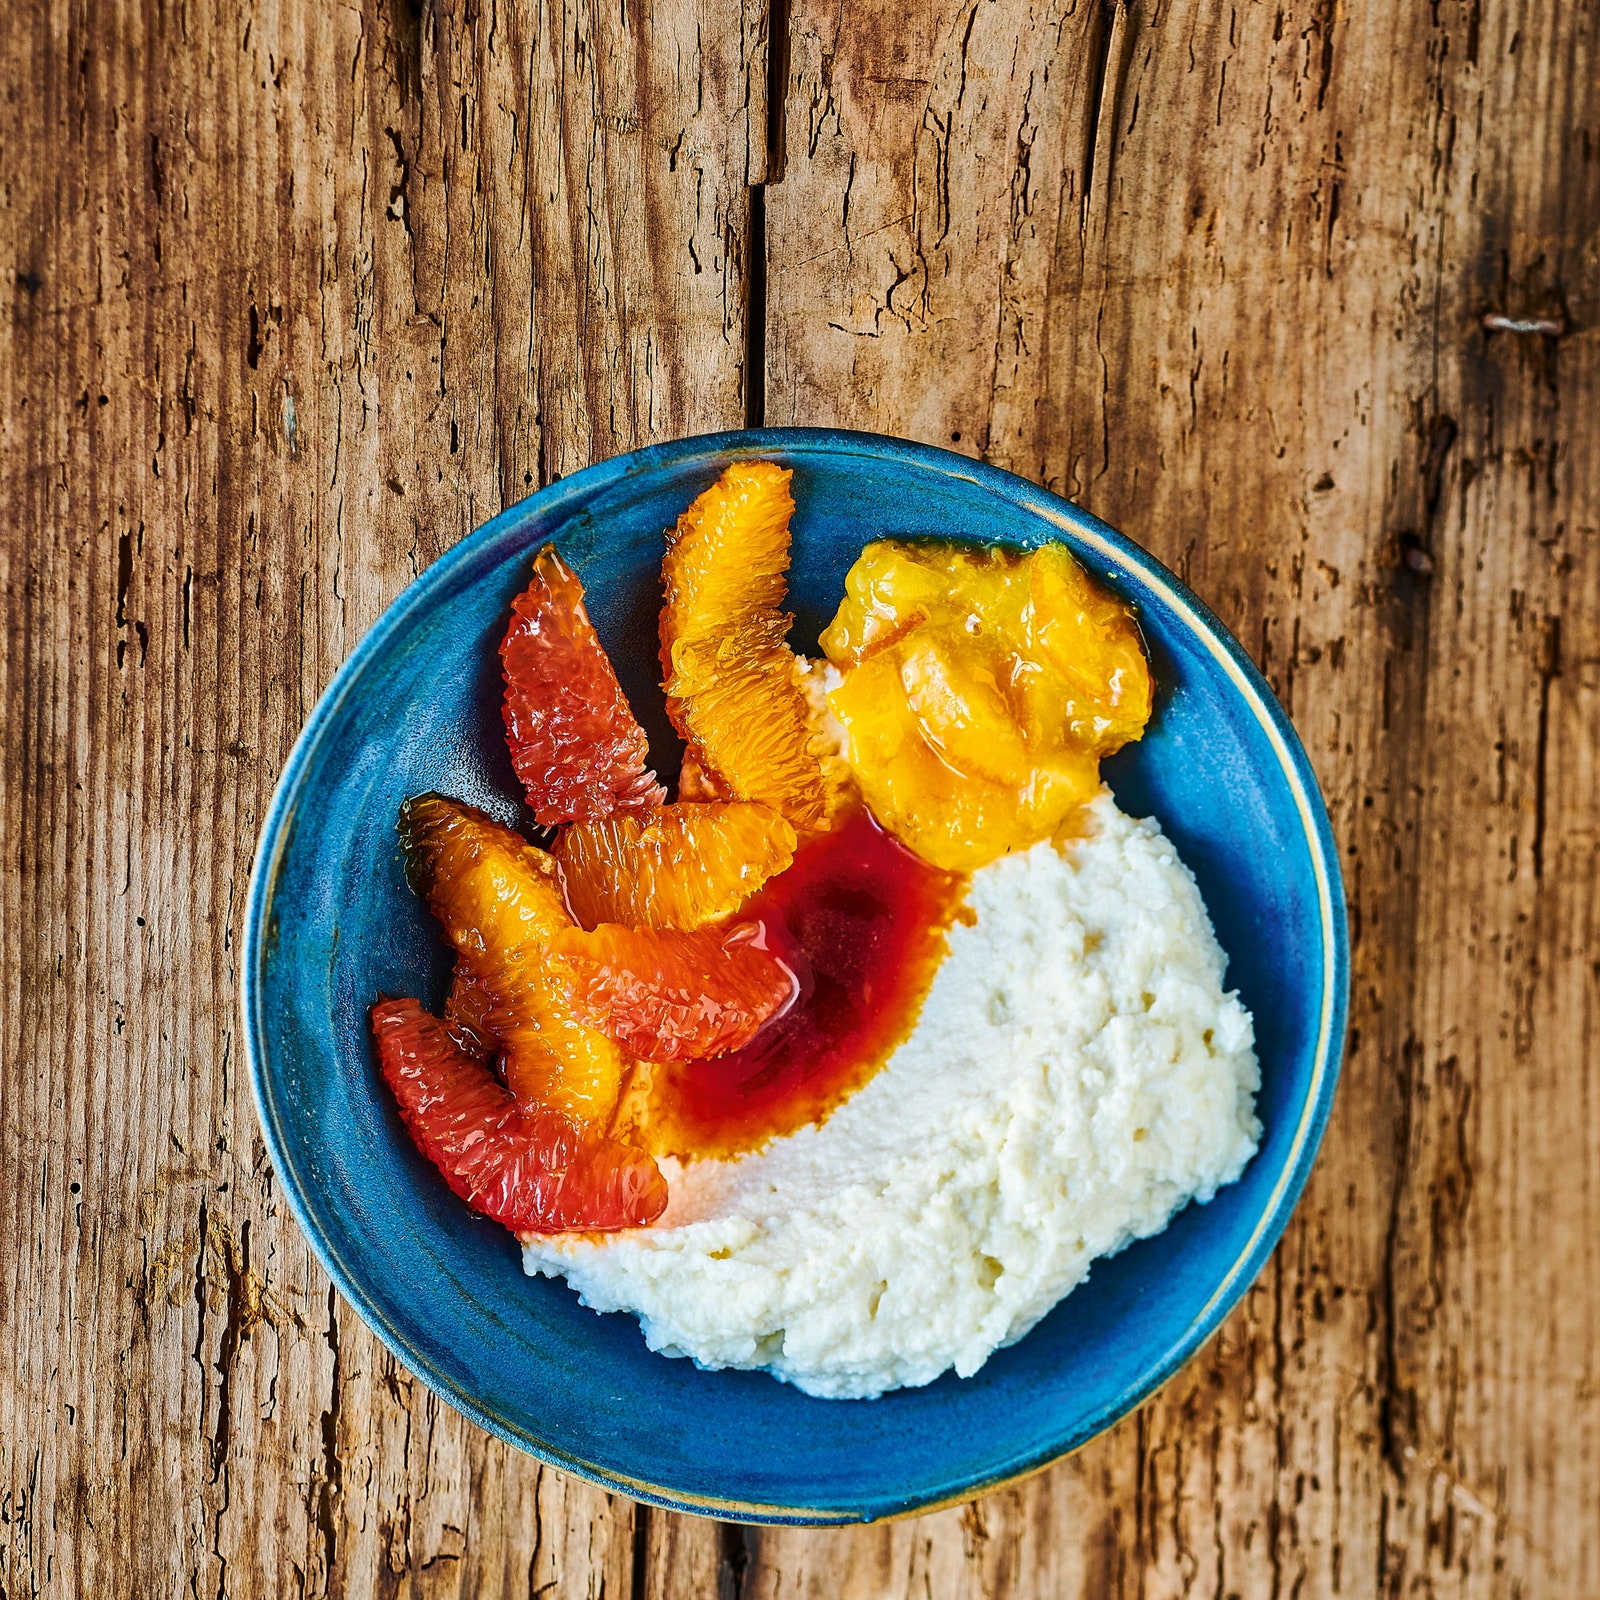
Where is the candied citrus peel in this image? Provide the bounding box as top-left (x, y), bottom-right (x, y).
top-left (553, 801), bottom-right (797, 932)
top-left (660, 461), bottom-right (842, 830)
top-left (820, 540), bottom-right (1152, 871)
top-left (501, 544), bottom-right (666, 825)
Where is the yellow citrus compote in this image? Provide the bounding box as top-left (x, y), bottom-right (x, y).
top-left (820, 541), bottom-right (1153, 871)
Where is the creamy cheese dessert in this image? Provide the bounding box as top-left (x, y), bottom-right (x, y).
top-left (525, 795), bottom-right (1259, 1398)
top-left (371, 460), bottom-right (1260, 1401)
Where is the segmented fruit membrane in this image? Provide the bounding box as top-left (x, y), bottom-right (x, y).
top-left (399, 793), bottom-right (628, 1120)
top-left (660, 461), bottom-right (837, 830)
top-left (645, 806), bottom-right (970, 1160)
top-left (553, 801), bottom-right (797, 931)
top-left (675, 750), bottom-right (727, 802)
top-left (819, 541), bottom-right (1152, 871)
top-left (502, 545), bottom-right (666, 825)
top-left (551, 922), bottom-right (798, 1063)
top-left (372, 998), bottom-right (667, 1231)
top-left (443, 965), bottom-right (497, 1059)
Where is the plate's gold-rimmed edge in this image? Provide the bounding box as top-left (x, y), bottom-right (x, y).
top-left (1038, 501), bottom-right (1341, 1339)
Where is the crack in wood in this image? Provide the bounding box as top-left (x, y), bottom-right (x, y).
top-left (314, 1286), bottom-right (343, 1591)
top-left (1080, 0), bottom-right (1126, 234)
top-left (717, 1520), bottom-right (751, 1600)
top-left (1531, 613), bottom-right (1562, 882)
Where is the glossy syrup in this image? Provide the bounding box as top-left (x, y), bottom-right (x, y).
top-left (650, 807), bottom-right (971, 1160)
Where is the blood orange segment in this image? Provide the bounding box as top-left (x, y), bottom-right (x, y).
top-left (501, 544), bottom-right (666, 825)
top-left (553, 801), bottom-right (797, 932)
top-left (399, 793), bottom-right (627, 1119)
top-left (372, 998), bottom-right (667, 1232)
top-left (550, 922), bottom-right (797, 1063)
top-left (660, 462), bottom-right (834, 829)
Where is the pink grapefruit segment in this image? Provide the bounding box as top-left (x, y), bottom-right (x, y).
top-left (501, 544), bottom-right (666, 825)
top-left (372, 997), bottom-right (667, 1232)
top-left (550, 922), bottom-right (797, 1063)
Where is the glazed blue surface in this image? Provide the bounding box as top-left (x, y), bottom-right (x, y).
top-left (244, 429), bottom-right (1348, 1524)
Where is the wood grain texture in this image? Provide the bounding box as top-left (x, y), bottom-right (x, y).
top-left (3, 0), bottom-right (1598, 1596)
top-left (0, 0), bottom-right (755, 1592)
top-left (751, 0), bottom-right (1600, 1596)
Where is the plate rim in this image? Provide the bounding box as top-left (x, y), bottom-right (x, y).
top-left (242, 425), bottom-right (1350, 1525)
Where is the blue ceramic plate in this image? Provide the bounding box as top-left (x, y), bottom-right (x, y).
top-left (244, 428), bottom-right (1347, 1524)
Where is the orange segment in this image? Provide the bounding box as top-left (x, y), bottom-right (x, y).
top-left (550, 922), bottom-right (797, 1063)
top-left (675, 749), bottom-right (729, 802)
top-left (553, 801), bottom-right (797, 932)
top-left (399, 793), bottom-right (627, 1120)
top-left (1025, 543), bottom-right (1153, 753)
top-left (501, 544), bottom-right (666, 825)
top-left (443, 964), bottom-right (497, 1060)
top-left (660, 462), bottom-right (834, 829)
top-left (821, 541), bottom-right (1149, 870)
top-left (372, 998), bottom-right (666, 1232)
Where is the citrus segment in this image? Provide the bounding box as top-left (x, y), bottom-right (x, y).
top-left (660, 462), bottom-right (834, 829)
top-left (501, 544), bottom-right (666, 825)
top-left (550, 922), bottom-right (797, 1063)
top-left (372, 998), bottom-right (666, 1232)
top-left (399, 793), bottom-right (627, 1119)
top-left (443, 964), bottom-right (497, 1060)
top-left (821, 541), bottom-right (1149, 870)
top-left (553, 801), bottom-right (797, 932)
top-left (1025, 543), bottom-right (1153, 752)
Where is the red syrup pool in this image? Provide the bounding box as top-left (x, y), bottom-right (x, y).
top-left (647, 806), bottom-right (971, 1161)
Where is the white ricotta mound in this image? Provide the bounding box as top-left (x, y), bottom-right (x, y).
top-left (522, 791), bottom-right (1261, 1399)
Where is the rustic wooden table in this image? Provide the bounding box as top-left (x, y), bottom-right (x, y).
top-left (4, 0), bottom-right (1598, 1594)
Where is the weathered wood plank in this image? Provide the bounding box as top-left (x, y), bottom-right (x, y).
top-left (5, 0), bottom-right (1598, 1594)
top-left (0, 0), bottom-right (755, 1593)
top-left (736, 0), bottom-right (1600, 1596)
top-left (764, 0), bottom-right (1112, 457)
